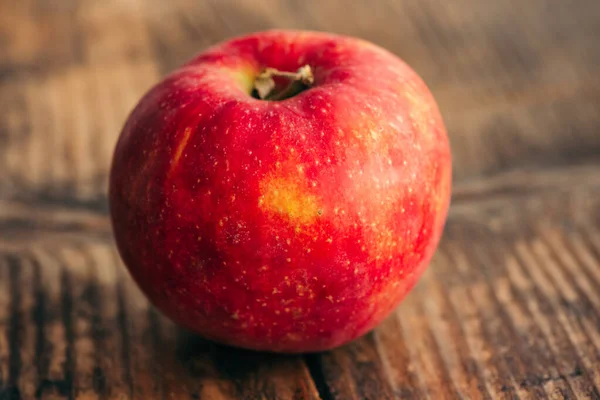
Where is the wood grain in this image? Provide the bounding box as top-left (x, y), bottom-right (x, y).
top-left (1, 0), bottom-right (600, 398)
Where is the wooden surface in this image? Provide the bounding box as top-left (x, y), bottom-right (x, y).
top-left (1, 0), bottom-right (600, 398)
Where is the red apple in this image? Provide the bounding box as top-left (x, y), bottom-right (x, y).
top-left (109, 30), bottom-right (451, 353)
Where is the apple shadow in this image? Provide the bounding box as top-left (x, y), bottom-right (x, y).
top-left (172, 326), bottom-right (317, 396)
top-left (175, 328), bottom-right (279, 379)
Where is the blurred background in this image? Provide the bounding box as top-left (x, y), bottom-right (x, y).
top-left (1, 0), bottom-right (599, 399)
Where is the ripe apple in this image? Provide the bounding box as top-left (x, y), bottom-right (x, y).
top-left (109, 30), bottom-right (451, 353)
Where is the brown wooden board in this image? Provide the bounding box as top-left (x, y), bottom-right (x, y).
top-left (1, 0), bottom-right (599, 398)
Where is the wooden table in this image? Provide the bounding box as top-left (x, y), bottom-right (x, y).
top-left (1, 0), bottom-right (600, 398)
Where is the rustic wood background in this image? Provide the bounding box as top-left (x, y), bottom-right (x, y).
top-left (1, 0), bottom-right (600, 398)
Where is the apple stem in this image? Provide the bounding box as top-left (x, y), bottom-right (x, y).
top-left (253, 65), bottom-right (314, 101)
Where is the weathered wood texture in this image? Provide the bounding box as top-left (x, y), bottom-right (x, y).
top-left (1, 0), bottom-right (599, 398)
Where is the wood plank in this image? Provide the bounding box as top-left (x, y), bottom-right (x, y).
top-left (415, 254), bottom-right (493, 399)
top-left (0, 256), bottom-right (12, 396)
top-left (471, 239), bottom-right (574, 398)
top-left (30, 248), bottom-right (72, 400)
top-left (11, 254), bottom-right (40, 400)
top-left (395, 280), bottom-right (460, 400)
top-left (308, 333), bottom-right (396, 400)
top-left (371, 315), bottom-right (426, 399)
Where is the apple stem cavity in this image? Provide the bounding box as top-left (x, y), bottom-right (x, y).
top-left (253, 65), bottom-right (314, 101)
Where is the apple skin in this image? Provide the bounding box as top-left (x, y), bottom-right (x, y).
top-left (109, 30), bottom-right (451, 353)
